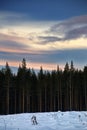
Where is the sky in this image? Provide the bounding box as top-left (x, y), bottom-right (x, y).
top-left (0, 0), bottom-right (87, 72)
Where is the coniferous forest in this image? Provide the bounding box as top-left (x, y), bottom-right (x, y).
top-left (0, 58), bottom-right (87, 115)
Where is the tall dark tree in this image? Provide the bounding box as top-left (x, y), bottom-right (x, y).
top-left (38, 67), bottom-right (44, 112)
top-left (69, 61), bottom-right (75, 110)
top-left (25, 68), bottom-right (32, 112)
top-left (0, 59), bottom-right (87, 114)
top-left (4, 62), bottom-right (12, 114)
top-left (83, 66), bottom-right (87, 110)
top-left (63, 62), bottom-right (70, 110)
top-left (31, 69), bottom-right (37, 112)
top-left (17, 58), bottom-right (27, 113)
top-left (56, 66), bottom-right (62, 111)
top-left (0, 69), bottom-right (5, 114)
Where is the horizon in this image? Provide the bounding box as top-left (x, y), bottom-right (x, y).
top-left (0, 60), bottom-right (86, 74)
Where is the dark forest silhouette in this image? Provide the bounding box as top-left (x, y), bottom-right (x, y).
top-left (0, 59), bottom-right (87, 115)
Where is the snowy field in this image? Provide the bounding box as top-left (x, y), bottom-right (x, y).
top-left (0, 111), bottom-right (87, 130)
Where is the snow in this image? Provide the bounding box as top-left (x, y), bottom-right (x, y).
top-left (0, 111), bottom-right (87, 130)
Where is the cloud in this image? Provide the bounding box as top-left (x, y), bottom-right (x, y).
top-left (0, 51), bottom-right (59, 71)
top-left (38, 36), bottom-right (62, 43)
top-left (64, 26), bottom-right (87, 40)
top-left (0, 11), bottom-right (27, 28)
top-left (0, 40), bottom-right (27, 49)
top-left (0, 13), bottom-right (87, 52)
top-left (1, 48), bottom-right (87, 64)
top-left (48, 15), bottom-right (87, 41)
top-left (0, 49), bottom-right (87, 71)
top-left (0, 11), bottom-right (55, 29)
top-left (0, 33), bottom-right (29, 52)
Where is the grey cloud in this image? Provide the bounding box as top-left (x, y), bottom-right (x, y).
top-left (64, 26), bottom-right (87, 40)
top-left (50, 15), bottom-right (87, 32)
top-left (0, 40), bottom-right (28, 49)
top-left (0, 11), bottom-right (28, 28)
top-left (38, 36), bottom-right (62, 43)
top-left (48, 15), bottom-right (87, 41)
top-left (0, 33), bottom-right (30, 49)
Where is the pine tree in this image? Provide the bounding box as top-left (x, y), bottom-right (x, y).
top-left (4, 62), bottom-right (12, 114)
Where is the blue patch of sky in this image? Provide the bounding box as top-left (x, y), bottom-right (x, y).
top-left (0, 49), bottom-right (87, 64)
top-left (0, 0), bottom-right (87, 21)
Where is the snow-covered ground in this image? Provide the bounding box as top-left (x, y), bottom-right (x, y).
top-left (0, 111), bottom-right (87, 130)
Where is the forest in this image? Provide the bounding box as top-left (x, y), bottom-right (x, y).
top-left (0, 58), bottom-right (87, 115)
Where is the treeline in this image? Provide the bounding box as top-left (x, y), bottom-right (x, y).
top-left (0, 59), bottom-right (87, 115)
